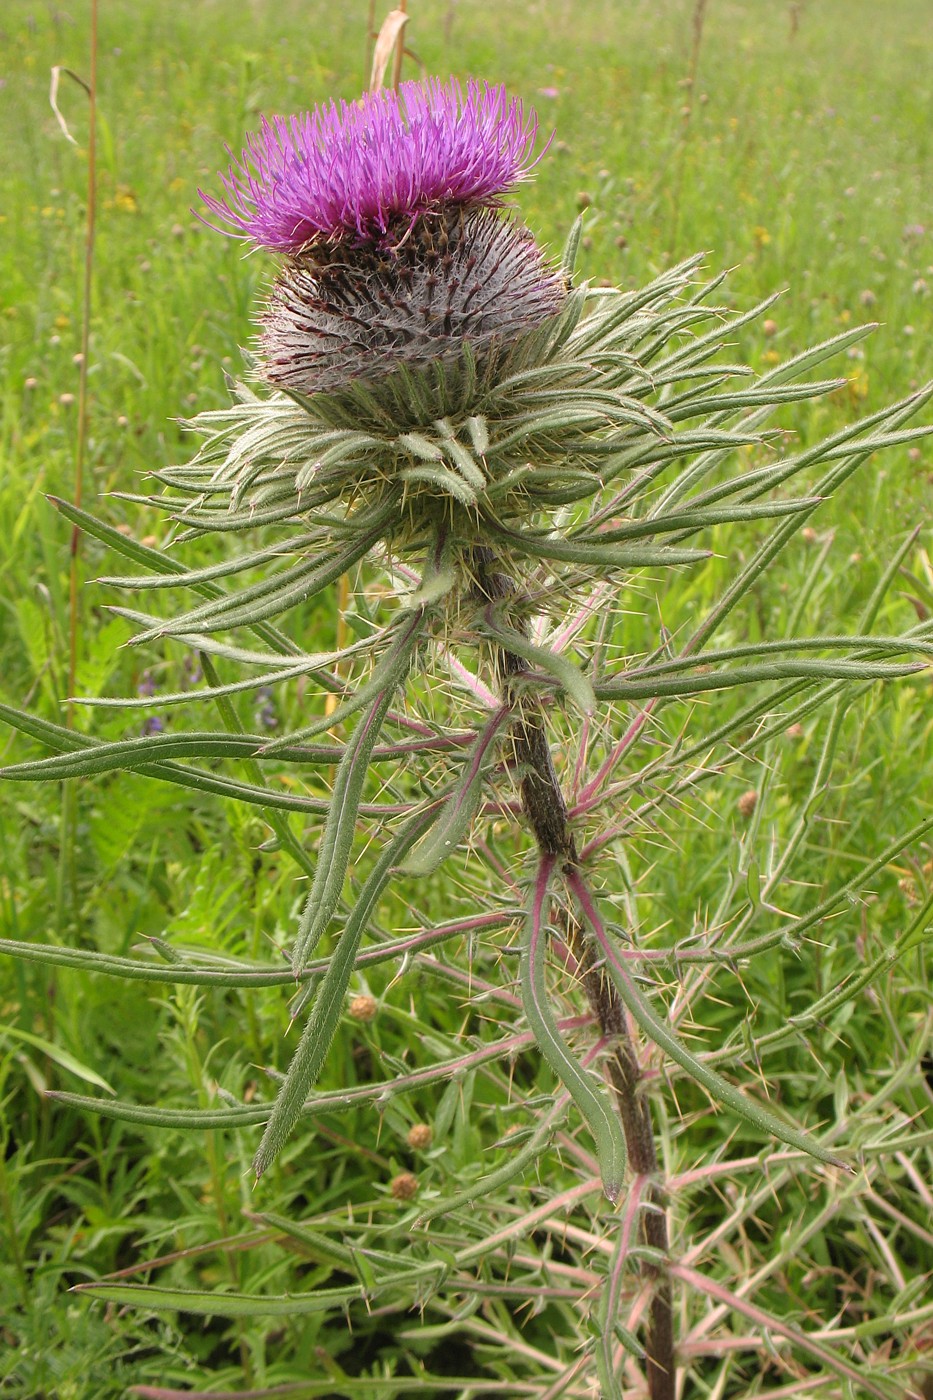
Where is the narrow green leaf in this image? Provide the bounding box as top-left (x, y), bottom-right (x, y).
top-left (71, 1280), bottom-right (364, 1317)
top-left (441, 438), bottom-right (486, 492)
top-left (0, 699), bottom-right (96, 756)
top-left (664, 378), bottom-right (843, 422)
top-left (258, 630), bottom-right (417, 756)
top-left (479, 613), bottom-right (595, 716)
top-left (253, 801), bottom-right (442, 1178)
top-left (290, 611), bottom-right (426, 974)
top-left (46, 1012), bottom-right (528, 1130)
top-left (399, 464), bottom-right (476, 507)
top-left (464, 415), bottom-right (489, 455)
top-left (397, 431), bottom-right (443, 461)
top-left (758, 322), bottom-right (877, 386)
top-left (1, 732), bottom-right (279, 782)
top-left (0, 1026), bottom-right (116, 1095)
top-left (521, 856), bottom-right (626, 1200)
top-left (0, 912), bottom-right (504, 989)
top-left (401, 706), bottom-right (511, 877)
top-left (561, 215), bottom-right (584, 275)
top-left (129, 527), bottom-right (380, 643)
top-left (74, 631), bottom-right (383, 709)
top-left (95, 532), bottom-right (322, 591)
top-left (489, 521), bottom-right (709, 569)
top-left (0, 700), bottom-right (401, 818)
top-left (590, 496), bottom-right (820, 542)
top-left (594, 657), bottom-right (926, 702)
top-left (47, 495), bottom-right (300, 658)
top-left (252, 806), bottom-right (442, 1176)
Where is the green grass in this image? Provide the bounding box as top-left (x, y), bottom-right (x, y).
top-left (1, 2), bottom-right (932, 1397)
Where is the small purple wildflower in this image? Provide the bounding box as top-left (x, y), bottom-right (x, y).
top-left (199, 79), bottom-right (543, 255)
top-left (181, 655), bottom-right (202, 690)
top-left (254, 686), bottom-right (278, 731)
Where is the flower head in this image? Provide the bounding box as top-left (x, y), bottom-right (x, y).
top-left (199, 78), bottom-right (543, 255)
top-left (261, 208), bottom-right (566, 396)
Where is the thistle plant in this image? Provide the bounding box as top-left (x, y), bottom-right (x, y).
top-left (3, 77), bottom-right (932, 1398)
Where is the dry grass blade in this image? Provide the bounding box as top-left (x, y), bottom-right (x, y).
top-left (369, 7), bottom-right (409, 91)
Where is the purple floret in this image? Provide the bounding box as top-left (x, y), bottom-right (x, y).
top-left (199, 78), bottom-right (543, 254)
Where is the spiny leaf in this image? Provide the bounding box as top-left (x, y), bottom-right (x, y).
top-left (521, 856), bottom-right (626, 1201)
top-left (399, 463), bottom-right (477, 507)
top-left (397, 431), bottom-right (444, 461)
top-left (45, 1013), bottom-right (532, 1130)
top-left (0, 912), bottom-right (511, 988)
top-left (591, 496), bottom-right (821, 542)
top-left (488, 521), bottom-right (710, 570)
top-left (560, 215), bottom-right (584, 276)
top-left (95, 531), bottom-right (322, 591)
top-left (48, 496), bottom-right (301, 657)
top-left (0, 698), bottom-right (404, 817)
top-left (593, 657), bottom-right (926, 703)
top-left (253, 801), bottom-right (442, 1178)
top-left (400, 705), bottom-right (511, 877)
top-left (128, 526), bottom-right (382, 643)
top-left (73, 630), bottom-right (384, 710)
top-left (71, 1280), bottom-right (365, 1317)
top-left (568, 871), bottom-right (848, 1170)
top-left (478, 611), bottom-right (596, 716)
top-left (290, 610), bottom-right (426, 975)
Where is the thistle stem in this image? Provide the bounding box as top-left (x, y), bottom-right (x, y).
top-left (473, 548), bottom-right (675, 1400)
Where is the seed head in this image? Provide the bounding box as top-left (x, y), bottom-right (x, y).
top-left (390, 1171), bottom-right (419, 1200)
top-left (407, 1123), bottom-right (433, 1150)
top-left (349, 994), bottom-right (378, 1022)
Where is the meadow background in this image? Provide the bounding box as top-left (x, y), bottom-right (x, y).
top-left (1, 1), bottom-right (932, 1397)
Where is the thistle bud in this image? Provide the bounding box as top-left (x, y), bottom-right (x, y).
top-left (348, 994), bottom-right (378, 1022)
top-left (407, 1123), bottom-right (433, 1150)
top-left (390, 1171), bottom-right (419, 1200)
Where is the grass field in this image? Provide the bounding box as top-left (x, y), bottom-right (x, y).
top-left (1, 2), bottom-right (932, 1397)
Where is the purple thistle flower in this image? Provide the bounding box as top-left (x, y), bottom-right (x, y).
top-left (199, 79), bottom-right (544, 255)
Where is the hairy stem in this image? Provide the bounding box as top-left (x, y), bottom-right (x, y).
top-left (472, 549), bottom-right (674, 1400)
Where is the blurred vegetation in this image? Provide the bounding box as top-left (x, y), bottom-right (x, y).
top-left (0, 2), bottom-right (931, 1396)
